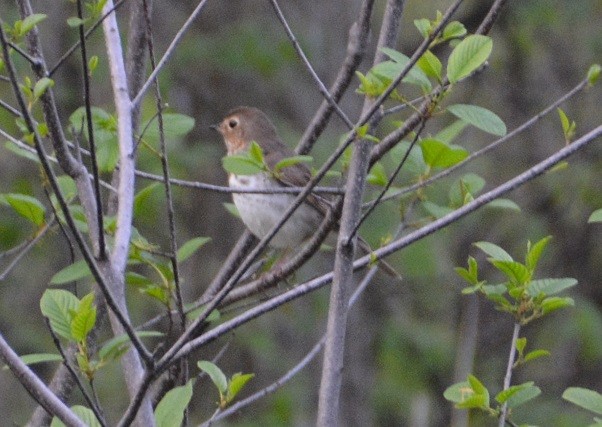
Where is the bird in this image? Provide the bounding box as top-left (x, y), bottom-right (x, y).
top-left (212, 106), bottom-right (400, 277)
top-left (211, 106), bottom-right (325, 249)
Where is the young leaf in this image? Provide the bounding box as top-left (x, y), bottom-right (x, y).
top-left (587, 64), bottom-right (601, 86)
top-left (588, 209), bottom-right (602, 223)
top-left (434, 120), bottom-right (468, 144)
top-left (414, 18), bottom-right (431, 38)
top-left (486, 198), bottom-right (521, 212)
top-left (417, 50), bottom-right (442, 81)
top-left (273, 155), bottom-right (313, 173)
top-left (19, 14), bottom-right (47, 36)
top-left (3, 353), bottom-right (62, 370)
top-left (98, 331), bottom-right (163, 361)
top-left (70, 293), bottom-right (97, 342)
top-left (40, 289), bottom-right (80, 340)
top-left (248, 140), bottom-right (264, 163)
top-left (474, 241), bottom-right (513, 262)
top-left (378, 48), bottom-right (432, 91)
top-left (490, 260), bottom-right (530, 285)
top-left (447, 104), bottom-right (506, 136)
top-left (50, 260), bottom-right (92, 285)
top-left (442, 21), bottom-right (467, 41)
top-left (33, 77), bottom-right (54, 99)
top-left (447, 35), bottom-right (493, 83)
top-left (226, 372), bottom-right (255, 403)
top-left (523, 349), bottom-right (550, 363)
top-left (154, 380), bottom-right (194, 427)
top-left (177, 237), bottom-right (212, 263)
top-left (527, 278), bottom-right (577, 297)
top-left (222, 155), bottom-right (264, 175)
top-left (223, 202), bottom-right (240, 218)
top-left (420, 138), bottom-right (468, 169)
top-left (367, 162), bottom-right (388, 187)
top-left (198, 360), bottom-right (228, 394)
top-left (563, 387), bottom-right (602, 415)
top-left (133, 183), bottom-right (160, 218)
top-left (540, 296), bottom-right (574, 315)
top-left (4, 193), bottom-right (46, 226)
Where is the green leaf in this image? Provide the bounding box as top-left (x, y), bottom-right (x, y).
top-left (51, 405), bottom-right (101, 427)
top-left (420, 138), bottom-right (468, 169)
top-left (442, 21), bottom-right (467, 41)
top-left (541, 296), bottom-right (574, 315)
top-left (273, 155), bottom-right (313, 173)
top-left (66, 17), bottom-right (87, 28)
top-left (490, 260), bottom-right (530, 285)
top-left (587, 64), bottom-right (601, 86)
top-left (367, 162), bottom-right (388, 187)
top-left (588, 209), bottom-right (602, 223)
top-left (527, 278), bottom-right (577, 297)
top-left (378, 48), bottom-right (432, 91)
top-left (468, 374), bottom-right (488, 395)
top-left (133, 183), bottom-right (160, 218)
top-left (4, 193), bottom-right (46, 226)
top-left (563, 387), bottom-right (602, 415)
top-left (223, 202), bottom-right (240, 218)
top-left (177, 237), bottom-right (212, 263)
top-left (70, 293), bottom-right (97, 342)
top-left (445, 375), bottom-right (490, 410)
top-left (417, 50), bottom-right (442, 81)
top-left (98, 331), bottom-right (163, 361)
top-left (248, 141), bottom-right (264, 163)
top-left (447, 35), bottom-right (493, 83)
top-left (33, 77), bottom-right (54, 99)
top-left (19, 14), bottom-right (47, 36)
top-left (525, 236), bottom-right (552, 271)
top-left (449, 174), bottom-right (485, 206)
top-left (447, 104), bottom-right (506, 136)
top-left (142, 113), bottom-right (195, 140)
top-left (474, 241), bottom-right (513, 262)
top-left (154, 380), bottom-right (194, 427)
top-left (414, 18), bottom-right (431, 38)
top-left (198, 360), bottom-right (228, 394)
top-left (515, 337), bottom-right (527, 354)
top-left (2, 353), bottom-right (62, 370)
top-left (524, 349), bottom-right (550, 363)
top-left (498, 383), bottom-right (541, 408)
top-left (40, 289), bottom-right (80, 340)
top-left (434, 120), bottom-right (468, 144)
top-left (487, 198), bottom-right (521, 211)
top-left (226, 372), bottom-right (255, 403)
top-left (4, 141), bottom-right (40, 163)
top-left (50, 260), bottom-right (92, 285)
top-left (222, 155), bottom-right (264, 175)
top-left (422, 200), bottom-right (454, 219)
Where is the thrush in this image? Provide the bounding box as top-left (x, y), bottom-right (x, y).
top-left (212, 106), bottom-right (400, 277)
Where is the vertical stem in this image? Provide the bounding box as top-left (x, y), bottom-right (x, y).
top-left (499, 322), bottom-right (521, 427)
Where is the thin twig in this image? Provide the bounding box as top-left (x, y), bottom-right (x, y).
top-left (0, 331), bottom-right (85, 426)
top-left (131, 0), bottom-right (211, 107)
top-left (499, 323), bottom-right (521, 427)
top-left (268, 0), bottom-right (354, 129)
top-left (48, 0), bottom-right (127, 76)
top-left (44, 319), bottom-right (107, 427)
top-left (168, 124), bottom-right (602, 363)
top-left (76, 0), bottom-right (106, 260)
top-left (0, 15), bottom-right (152, 367)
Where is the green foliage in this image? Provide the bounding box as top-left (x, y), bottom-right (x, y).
top-left (50, 260), bottom-right (91, 285)
top-left (1, 353), bottom-right (62, 370)
top-left (0, 193), bottom-right (46, 226)
top-left (69, 107), bottom-right (118, 172)
top-left (558, 108), bottom-right (576, 143)
top-left (587, 64), bottom-right (601, 86)
top-left (198, 360), bottom-right (255, 409)
top-left (154, 380), bottom-right (194, 427)
top-left (420, 138), bottom-right (468, 169)
top-left (447, 35), bottom-right (493, 83)
top-left (8, 14), bottom-right (47, 40)
top-left (141, 113), bottom-right (195, 141)
top-left (413, 11), bottom-right (467, 46)
top-left (456, 236), bottom-right (577, 324)
top-left (563, 387), bottom-right (602, 419)
top-left (176, 236), bottom-right (212, 262)
top-left (447, 104), bottom-right (507, 136)
top-left (222, 141), bottom-right (266, 175)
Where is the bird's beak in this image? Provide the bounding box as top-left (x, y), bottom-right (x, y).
top-left (209, 123), bottom-right (219, 131)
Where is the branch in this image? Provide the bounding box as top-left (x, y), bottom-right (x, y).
top-left (131, 0), bottom-right (210, 107)
top-left (168, 124), bottom-right (602, 363)
top-left (0, 331), bottom-right (85, 427)
top-left (499, 323), bottom-right (520, 427)
top-left (296, 0), bottom-right (375, 154)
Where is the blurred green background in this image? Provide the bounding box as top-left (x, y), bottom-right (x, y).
top-left (0, 0), bottom-right (601, 425)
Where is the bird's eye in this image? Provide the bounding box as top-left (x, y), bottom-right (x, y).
top-left (228, 119), bottom-right (238, 128)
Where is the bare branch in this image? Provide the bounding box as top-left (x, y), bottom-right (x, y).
top-left (0, 331), bottom-right (85, 427)
top-left (131, 0), bottom-right (210, 107)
